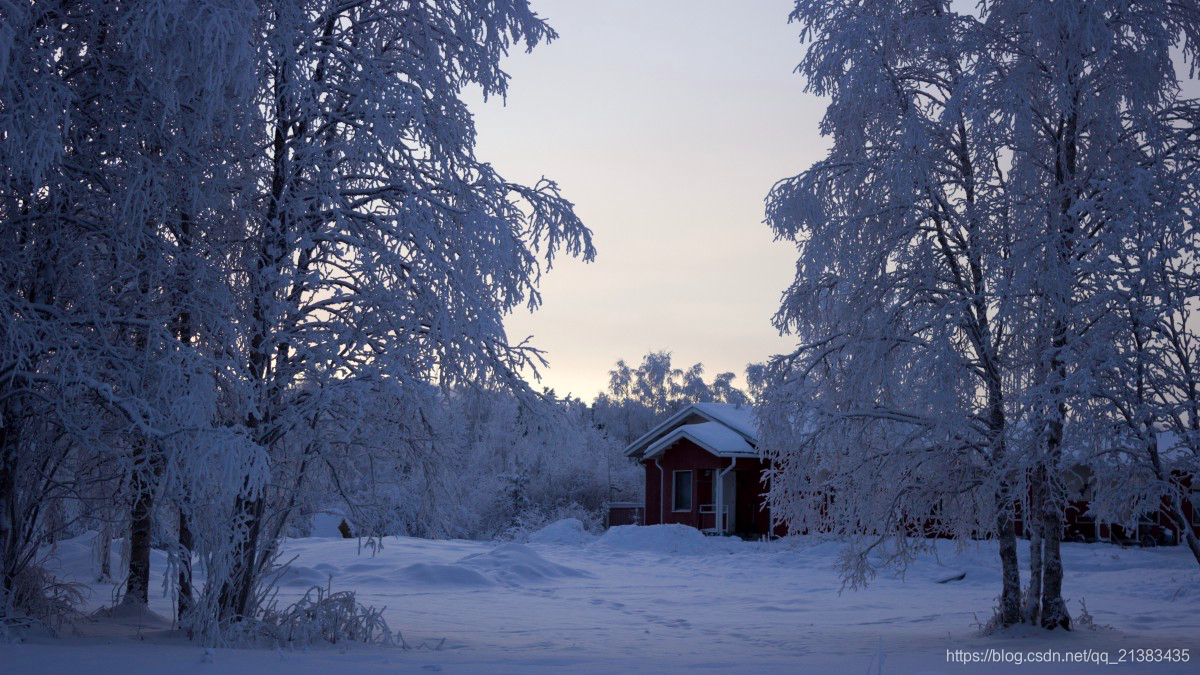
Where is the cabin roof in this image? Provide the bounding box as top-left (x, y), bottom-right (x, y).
top-left (624, 402), bottom-right (759, 460)
top-left (642, 421), bottom-right (758, 459)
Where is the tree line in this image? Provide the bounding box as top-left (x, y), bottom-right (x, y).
top-left (0, 0), bottom-right (595, 642)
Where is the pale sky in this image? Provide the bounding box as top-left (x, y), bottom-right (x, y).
top-left (467, 0), bottom-right (828, 401)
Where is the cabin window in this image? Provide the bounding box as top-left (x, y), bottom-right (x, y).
top-left (672, 471), bottom-right (693, 512)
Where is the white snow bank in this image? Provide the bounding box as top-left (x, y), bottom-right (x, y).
top-left (11, 532), bottom-right (1200, 672)
top-left (528, 518), bottom-right (596, 546)
top-left (595, 524), bottom-right (732, 556)
top-left (273, 564), bottom-right (330, 588)
top-left (356, 543), bottom-right (589, 589)
top-left (457, 543), bottom-right (590, 585)
top-left (392, 562), bottom-right (497, 587)
top-left (90, 601), bottom-right (172, 629)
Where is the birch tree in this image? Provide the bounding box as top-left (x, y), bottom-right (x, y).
top-left (982, 0), bottom-right (1200, 628)
top-left (761, 0), bottom-right (1025, 627)
top-left (762, 0), bottom-right (1200, 630)
top-left (208, 0), bottom-right (593, 629)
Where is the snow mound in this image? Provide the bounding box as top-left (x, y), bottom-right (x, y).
top-left (37, 531), bottom-right (104, 579)
top-left (392, 562), bottom-right (496, 588)
top-left (596, 524), bottom-right (727, 556)
top-left (274, 564), bottom-right (330, 588)
top-left (931, 570), bottom-right (967, 584)
top-left (528, 518), bottom-right (596, 546)
top-left (90, 602), bottom-right (173, 633)
top-left (457, 543), bottom-right (590, 585)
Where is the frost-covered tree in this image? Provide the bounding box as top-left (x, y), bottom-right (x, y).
top-left (204, 0), bottom-right (592, 629)
top-left (761, 0), bottom-right (1026, 626)
top-left (594, 351), bottom-right (751, 444)
top-left (0, 0), bottom-right (592, 640)
top-left (762, 0), bottom-right (1200, 630)
top-left (981, 0), bottom-right (1200, 628)
top-left (1082, 118), bottom-right (1200, 567)
top-left (0, 0), bottom-right (257, 619)
top-left (292, 384), bottom-right (638, 542)
top-left (449, 390), bottom-right (637, 539)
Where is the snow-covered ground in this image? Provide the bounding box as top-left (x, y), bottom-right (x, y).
top-left (3, 522), bottom-right (1198, 673)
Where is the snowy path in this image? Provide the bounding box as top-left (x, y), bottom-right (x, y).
top-left (3, 526), bottom-right (1199, 673)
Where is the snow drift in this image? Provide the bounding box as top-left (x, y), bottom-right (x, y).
top-left (392, 562), bottom-right (497, 588)
top-left (596, 524), bottom-right (734, 556)
top-left (457, 543), bottom-right (591, 585)
top-left (528, 518), bottom-right (596, 546)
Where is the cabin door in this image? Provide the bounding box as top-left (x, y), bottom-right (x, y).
top-left (721, 470), bottom-right (737, 534)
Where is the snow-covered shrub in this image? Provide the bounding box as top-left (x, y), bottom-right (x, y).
top-left (258, 385), bottom-right (641, 545)
top-left (501, 503), bottom-right (604, 542)
top-left (450, 391), bottom-right (639, 540)
top-left (256, 582), bottom-right (391, 646)
top-left (1074, 598), bottom-right (1110, 631)
top-left (0, 564), bottom-right (85, 636)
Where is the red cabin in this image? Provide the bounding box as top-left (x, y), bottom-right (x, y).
top-left (623, 403), bottom-right (781, 538)
top-left (619, 404), bottom-right (1200, 547)
top-left (1049, 463), bottom-right (1200, 547)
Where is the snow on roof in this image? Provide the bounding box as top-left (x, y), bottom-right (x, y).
top-left (624, 402), bottom-right (759, 459)
top-left (690, 402), bottom-right (757, 440)
top-left (642, 421), bottom-right (758, 459)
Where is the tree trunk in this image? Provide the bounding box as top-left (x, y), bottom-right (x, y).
top-left (172, 211), bottom-right (196, 625)
top-left (177, 508), bottom-right (194, 623)
top-left (994, 496), bottom-right (1022, 626)
top-left (1165, 496), bottom-right (1200, 568)
top-left (1178, 517), bottom-right (1200, 569)
top-left (214, 48), bottom-right (288, 624)
top-left (124, 440), bottom-right (158, 605)
top-left (125, 501), bottom-right (152, 604)
top-left (0, 417), bottom-right (16, 609)
top-left (1039, 494), bottom-right (1070, 629)
top-left (218, 494), bottom-right (265, 621)
top-left (96, 518), bottom-right (113, 582)
top-left (1039, 418), bottom-right (1070, 630)
top-left (1158, 482), bottom-right (1200, 568)
top-left (986, 380), bottom-right (1021, 627)
top-left (1025, 466), bottom-right (1043, 624)
top-left (1033, 84), bottom-right (1076, 632)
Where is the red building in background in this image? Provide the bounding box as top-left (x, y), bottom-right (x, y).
top-left (623, 403), bottom-right (779, 538)
top-left (618, 403), bottom-right (1200, 547)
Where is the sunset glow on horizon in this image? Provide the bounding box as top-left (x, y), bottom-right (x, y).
top-left (470, 0), bottom-right (829, 399)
